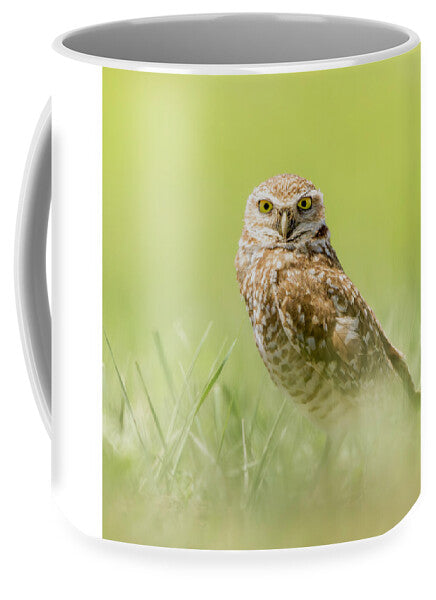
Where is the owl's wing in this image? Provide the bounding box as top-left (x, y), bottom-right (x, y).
top-left (272, 265), bottom-right (389, 392)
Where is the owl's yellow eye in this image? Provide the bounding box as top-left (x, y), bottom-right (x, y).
top-left (259, 200), bottom-right (274, 214)
top-left (297, 197), bottom-right (312, 211)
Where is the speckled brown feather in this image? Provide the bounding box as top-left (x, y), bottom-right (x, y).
top-left (235, 174), bottom-right (418, 428)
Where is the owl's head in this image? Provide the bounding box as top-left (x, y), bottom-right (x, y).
top-left (241, 174), bottom-right (327, 248)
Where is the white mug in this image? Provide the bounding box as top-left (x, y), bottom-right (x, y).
top-left (16, 14), bottom-right (420, 549)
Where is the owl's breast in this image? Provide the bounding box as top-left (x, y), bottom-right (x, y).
top-left (236, 248), bottom-right (356, 428)
top-left (237, 252), bottom-right (299, 379)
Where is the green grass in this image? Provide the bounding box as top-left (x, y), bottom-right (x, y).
top-left (101, 52), bottom-right (420, 548)
top-left (102, 322), bottom-right (420, 549)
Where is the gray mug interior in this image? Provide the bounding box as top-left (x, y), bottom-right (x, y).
top-left (58, 14), bottom-right (416, 67)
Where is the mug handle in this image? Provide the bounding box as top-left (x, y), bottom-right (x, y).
top-left (15, 100), bottom-right (52, 436)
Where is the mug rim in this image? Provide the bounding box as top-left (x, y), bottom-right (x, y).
top-left (52, 12), bottom-right (420, 75)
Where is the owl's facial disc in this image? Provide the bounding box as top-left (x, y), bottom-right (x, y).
top-left (244, 185), bottom-right (326, 248)
top-left (281, 191), bottom-right (325, 244)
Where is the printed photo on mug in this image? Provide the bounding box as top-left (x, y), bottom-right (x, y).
top-left (16, 14), bottom-right (420, 549)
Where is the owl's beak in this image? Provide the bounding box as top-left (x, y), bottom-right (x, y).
top-left (280, 210), bottom-right (295, 240)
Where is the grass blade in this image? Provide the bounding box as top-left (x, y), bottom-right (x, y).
top-left (170, 339), bottom-right (237, 477)
top-left (216, 396), bottom-right (233, 461)
top-left (153, 331), bottom-right (176, 404)
top-left (189, 432), bottom-right (215, 463)
top-left (135, 361), bottom-right (166, 450)
top-left (104, 331), bottom-right (147, 453)
top-left (242, 419), bottom-right (249, 495)
top-left (194, 339), bottom-right (237, 417)
top-left (247, 398), bottom-right (288, 506)
top-left (185, 322), bottom-right (213, 382)
top-left (165, 322), bottom-right (213, 441)
top-left (249, 386), bottom-right (264, 441)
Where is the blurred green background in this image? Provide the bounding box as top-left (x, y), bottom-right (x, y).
top-left (102, 47), bottom-right (420, 549)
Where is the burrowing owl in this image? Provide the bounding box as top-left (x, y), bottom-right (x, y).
top-left (235, 174), bottom-right (418, 429)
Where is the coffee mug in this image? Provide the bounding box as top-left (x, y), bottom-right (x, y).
top-left (15, 14), bottom-right (420, 549)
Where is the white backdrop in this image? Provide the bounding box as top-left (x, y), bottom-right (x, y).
top-left (1, 2), bottom-right (433, 598)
